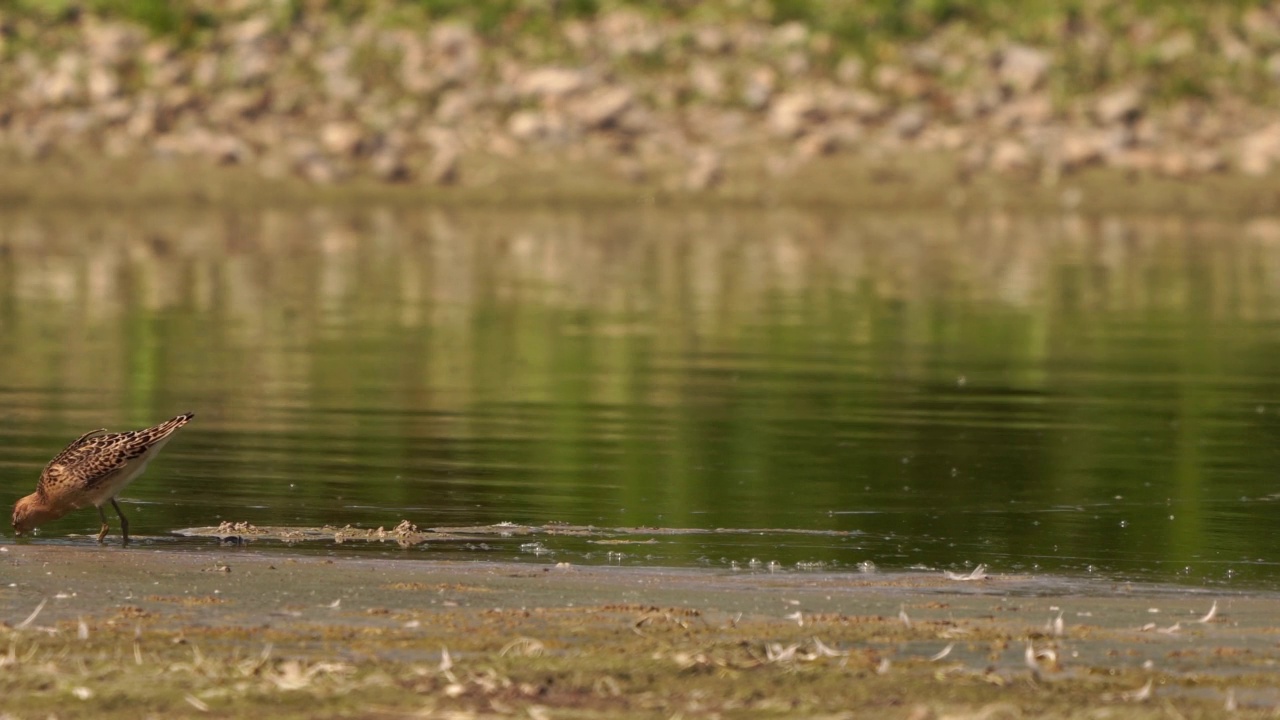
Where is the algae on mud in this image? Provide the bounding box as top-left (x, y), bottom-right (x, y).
top-left (2, 544), bottom-right (1279, 718)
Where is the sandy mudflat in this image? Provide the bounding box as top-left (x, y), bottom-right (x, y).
top-left (1, 541), bottom-right (1277, 718)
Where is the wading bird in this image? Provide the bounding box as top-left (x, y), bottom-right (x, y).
top-left (12, 413), bottom-right (194, 544)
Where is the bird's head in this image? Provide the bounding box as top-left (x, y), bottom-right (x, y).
top-left (12, 494), bottom-right (60, 536)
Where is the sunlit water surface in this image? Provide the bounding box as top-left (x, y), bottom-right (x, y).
top-left (2, 207), bottom-right (1280, 588)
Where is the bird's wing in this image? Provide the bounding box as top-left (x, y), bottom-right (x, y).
top-left (37, 413), bottom-right (194, 494)
top-left (38, 430), bottom-right (130, 495)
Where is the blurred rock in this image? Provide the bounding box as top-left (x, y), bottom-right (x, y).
top-left (371, 149), bottom-right (411, 182)
top-left (86, 67), bottom-right (120, 101)
top-left (1, 5), bottom-right (1278, 189)
top-left (989, 140), bottom-right (1031, 173)
top-left (689, 62), bottom-right (725, 100)
top-left (82, 21), bottom-right (143, 67)
top-left (518, 68), bottom-right (589, 101)
top-left (300, 155), bottom-right (343, 184)
top-left (999, 44), bottom-right (1051, 94)
top-left (1156, 32), bottom-right (1195, 63)
top-left (694, 25), bottom-right (730, 54)
top-left (1059, 132), bottom-right (1105, 170)
top-left (1190, 148), bottom-right (1226, 173)
top-left (431, 24), bottom-right (480, 84)
top-left (741, 66), bottom-right (776, 110)
top-left (615, 156), bottom-right (647, 184)
top-left (1239, 123), bottom-right (1280, 176)
top-left (795, 130), bottom-right (838, 158)
top-left (1110, 148), bottom-right (1157, 173)
top-left (994, 95), bottom-right (1053, 130)
top-left (574, 87), bottom-right (633, 130)
top-left (1095, 87), bottom-right (1144, 125)
top-left (207, 133), bottom-right (252, 165)
top-left (321, 122), bottom-right (364, 157)
top-left (768, 91), bottom-right (820, 138)
top-left (892, 105), bottom-right (928, 138)
top-left (227, 16), bottom-right (272, 46)
top-left (435, 91), bottom-right (471, 125)
top-left (427, 145), bottom-right (460, 185)
top-left (685, 149), bottom-right (722, 190)
top-left (508, 110), bottom-right (573, 145)
top-left (598, 10), bottom-right (663, 58)
top-left (1159, 151), bottom-right (1191, 178)
top-left (835, 56), bottom-right (864, 85)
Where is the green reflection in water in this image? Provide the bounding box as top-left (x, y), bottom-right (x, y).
top-left (1, 207), bottom-right (1279, 587)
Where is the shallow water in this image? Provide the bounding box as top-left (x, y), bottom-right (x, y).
top-left (2, 206), bottom-right (1280, 588)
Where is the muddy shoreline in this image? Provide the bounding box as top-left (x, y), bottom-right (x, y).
top-left (3, 542), bottom-right (1278, 718)
top-left (4, 154), bottom-right (1280, 217)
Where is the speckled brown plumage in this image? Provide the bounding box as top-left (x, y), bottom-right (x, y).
top-left (12, 412), bottom-right (195, 544)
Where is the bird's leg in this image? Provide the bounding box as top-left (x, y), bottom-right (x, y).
top-left (111, 498), bottom-right (130, 545)
top-left (96, 505), bottom-right (110, 544)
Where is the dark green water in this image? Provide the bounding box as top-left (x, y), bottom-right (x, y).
top-left (2, 206), bottom-right (1279, 587)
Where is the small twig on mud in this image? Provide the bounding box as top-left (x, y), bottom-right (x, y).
top-left (15, 599), bottom-right (46, 630)
top-left (1195, 600), bottom-right (1218, 624)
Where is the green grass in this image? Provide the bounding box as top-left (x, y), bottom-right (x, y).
top-left (4, 0), bottom-right (1267, 41)
top-left (2, 0), bottom-right (1275, 102)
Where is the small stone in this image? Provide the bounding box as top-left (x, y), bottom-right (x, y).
top-left (258, 153), bottom-right (290, 179)
top-left (424, 24), bottom-right (480, 85)
top-left (81, 21), bottom-right (143, 67)
top-left (207, 134), bottom-right (251, 165)
top-left (768, 91), bottom-right (819, 139)
top-left (772, 22), bottom-right (808, 49)
top-left (615, 157), bottom-right (647, 184)
top-left (1190, 149), bottom-right (1226, 173)
top-left (574, 86), bottom-right (633, 129)
top-left (994, 95), bottom-right (1054, 130)
top-left (741, 66), bottom-right (776, 110)
top-left (795, 130), bottom-right (838, 159)
top-left (86, 67), bottom-right (119, 101)
top-left (999, 44), bottom-right (1051, 93)
top-left (507, 110), bottom-right (570, 144)
top-left (780, 51), bottom-right (809, 76)
top-left (126, 103), bottom-right (158, 139)
top-left (320, 122), bottom-right (364, 157)
top-left (598, 10), bottom-right (663, 57)
top-left (427, 145), bottom-right (460, 185)
top-left (892, 105), bottom-right (928, 138)
top-left (488, 134), bottom-right (521, 158)
top-left (435, 91), bottom-right (470, 125)
top-left (989, 140), bottom-right (1031, 173)
top-left (694, 25), bottom-right (730, 53)
top-left (873, 64), bottom-right (905, 92)
top-left (689, 62), bottom-right (724, 100)
top-left (685, 149), bottom-right (722, 191)
top-left (839, 89), bottom-right (886, 120)
top-left (1059, 132), bottom-right (1104, 170)
top-left (1095, 87), bottom-right (1144, 125)
top-left (836, 56), bottom-right (864, 84)
top-left (371, 150), bottom-right (411, 183)
top-left (1267, 52), bottom-right (1280, 82)
top-left (300, 156), bottom-right (342, 184)
top-left (1238, 124), bottom-right (1280, 176)
top-left (1159, 151), bottom-right (1191, 178)
top-left (518, 67), bottom-right (588, 99)
top-left (228, 16), bottom-right (272, 46)
top-left (508, 111), bottom-right (543, 141)
top-left (1157, 32), bottom-right (1196, 63)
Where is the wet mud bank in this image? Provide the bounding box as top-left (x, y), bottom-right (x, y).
top-left (2, 543), bottom-right (1279, 718)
